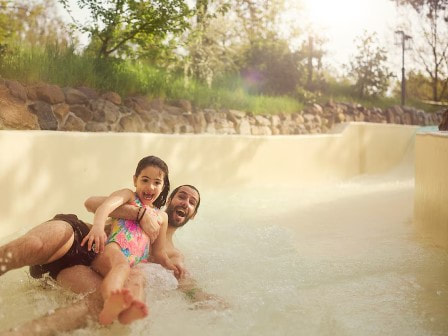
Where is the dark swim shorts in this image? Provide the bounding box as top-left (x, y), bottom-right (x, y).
top-left (29, 214), bottom-right (97, 280)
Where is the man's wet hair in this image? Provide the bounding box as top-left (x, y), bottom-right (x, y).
top-left (169, 184), bottom-right (201, 215)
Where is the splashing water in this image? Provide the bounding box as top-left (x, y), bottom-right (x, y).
top-left (0, 173), bottom-right (447, 336)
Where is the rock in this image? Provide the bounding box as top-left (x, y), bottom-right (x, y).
top-left (0, 86), bottom-right (38, 129)
top-left (438, 109), bottom-right (448, 130)
top-left (64, 88), bottom-right (89, 105)
top-left (90, 99), bottom-right (120, 123)
top-left (311, 103), bottom-right (323, 114)
top-left (172, 99), bottom-right (192, 112)
top-left (118, 113), bottom-right (145, 132)
top-left (28, 101), bottom-right (58, 130)
top-left (101, 91), bottom-right (122, 105)
top-left (125, 96), bottom-right (152, 114)
top-left (26, 86), bottom-right (38, 101)
top-left (5, 80), bottom-right (27, 102)
top-left (184, 112), bottom-right (207, 133)
top-left (173, 115), bottom-right (194, 133)
top-left (271, 126), bottom-right (281, 135)
top-left (53, 103), bottom-right (70, 123)
top-left (254, 115), bottom-right (271, 127)
top-left (76, 86), bottom-right (99, 100)
top-left (251, 125), bottom-right (272, 136)
top-left (35, 84), bottom-right (65, 104)
top-left (61, 114), bottom-right (85, 131)
top-left (164, 105), bottom-right (184, 115)
top-left (70, 104), bottom-right (93, 122)
top-left (148, 98), bottom-right (165, 111)
top-left (227, 109), bottom-right (246, 125)
top-left (270, 115), bottom-right (281, 128)
top-left (86, 121), bottom-right (109, 132)
top-left (215, 118), bottom-right (236, 134)
top-left (236, 119), bottom-right (251, 135)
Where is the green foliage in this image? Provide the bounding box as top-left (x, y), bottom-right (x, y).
top-left (59, 0), bottom-right (192, 58)
top-left (0, 0), bottom-right (73, 50)
top-left (346, 32), bottom-right (393, 98)
top-left (0, 44), bottom-right (301, 115)
top-left (241, 39), bottom-right (303, 95)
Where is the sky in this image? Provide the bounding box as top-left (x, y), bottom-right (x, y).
top-left (58, 0), bottom-right (405, 75)
top-left (301, 0), bottom-right (400, 70)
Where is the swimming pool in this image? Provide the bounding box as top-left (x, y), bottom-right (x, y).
top-left (0, 123), bottom-right (447, 335)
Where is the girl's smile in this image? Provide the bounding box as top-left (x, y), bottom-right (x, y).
top-left (133, 166), bottom-right (165, 207)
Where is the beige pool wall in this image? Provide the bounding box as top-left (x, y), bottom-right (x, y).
top-left (0, 123), bottom-right (419, 239)
top-left (414, 132), bottom-right (448, 248)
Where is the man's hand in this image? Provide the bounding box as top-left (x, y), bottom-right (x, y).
top-left (140, 208), bottom-right (161, 244)
top-left (171, 260), bottom-right (187, 279)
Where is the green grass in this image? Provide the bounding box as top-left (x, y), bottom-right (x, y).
top-left (0, 44), bottom-right (302, 115)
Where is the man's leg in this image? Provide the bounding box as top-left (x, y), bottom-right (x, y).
top-left (0, 294), bottom-right (96, 336)
top-left (56, 264), bottom-right (103, 294)
top-left (0, 265), bottom-right (103, 336)
top-left (0, 220), bottom-right (74, 276)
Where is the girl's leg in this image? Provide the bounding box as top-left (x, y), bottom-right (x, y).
top-left (118, 267), bottom-right (149, 324)
top-left (0, 220), bottom-right (74, 276)
top-left (91, 243), bottom-right (132, 325)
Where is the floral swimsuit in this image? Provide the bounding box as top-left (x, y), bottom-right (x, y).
top-left (107, 195), bottom-right (156, 266)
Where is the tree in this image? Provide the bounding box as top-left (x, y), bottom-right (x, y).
top-left (347, 32), bottom-right (393, 97)
top-left (395, 0), bottom-right (448, 101)
top-left (59, 0), bottom-right (191, 58)
top-left (395, 0), bottom-right (448, 11)
top-left (184, 0), bottom-right (233, 85)
top-left (240, 38), bottom-right (302, 95)
top-left (0, 0), bottom-right (73, 53)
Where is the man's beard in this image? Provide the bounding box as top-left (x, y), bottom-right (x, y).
top-left (167, 206), bottom-right (188, 228)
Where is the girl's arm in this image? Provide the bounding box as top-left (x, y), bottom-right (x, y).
top-left (85, 196), bottom-right (161, 243)
top-left (150, 212), bottom-right (184, 278)
top-left (81, 189), bottom-right (134, 253)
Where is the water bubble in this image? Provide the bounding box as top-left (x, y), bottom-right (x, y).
top-left (6, 252), bottom-right (12, 259)
top-left (0, 265), bottom-right (6, 272)
top-left (436, 290), bottom-right (442, 296)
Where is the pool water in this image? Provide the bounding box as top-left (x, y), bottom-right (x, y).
top-left (1, 174), bottom-right (448, 336)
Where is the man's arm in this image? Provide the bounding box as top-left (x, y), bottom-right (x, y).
top-left (84, 196), bottom-right (160, 243)
top-left (150, 213), bottom-right (184, 278)
top-left (85, 196), bottom-right (138, 220)
top-left (178, 276), bottom-right (230, 310)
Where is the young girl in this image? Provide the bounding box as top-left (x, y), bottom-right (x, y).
top-left (81, 155), bottom-right (177, 325)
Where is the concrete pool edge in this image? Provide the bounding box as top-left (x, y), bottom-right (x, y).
top-left (414, 131), bottom-right (448, 248)
top-left (0, 122), bottom-right (418, 238)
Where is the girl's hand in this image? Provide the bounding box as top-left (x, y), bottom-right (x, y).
top-left (81, 225), bottom-right (108, 253)
top-left (140, 208), bottom-right (161, 244)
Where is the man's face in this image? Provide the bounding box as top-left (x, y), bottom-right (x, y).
top-left (166, 186), bottom-right (200, 228)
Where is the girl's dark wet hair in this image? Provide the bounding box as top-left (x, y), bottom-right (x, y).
top-left (135, 156), bottom-right (170, 208)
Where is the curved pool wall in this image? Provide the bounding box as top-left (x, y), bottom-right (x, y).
top-left (1, 123), bottom-right (448, 336)
top-left (0, 122), bottom-right (417, 238)
top-left (414, 131), bottom-right (448, 248)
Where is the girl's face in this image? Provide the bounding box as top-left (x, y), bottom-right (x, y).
top-left (133, 165), bottom-right (165, 207)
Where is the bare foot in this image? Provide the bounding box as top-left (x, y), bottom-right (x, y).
top-left (118, 300), bottom-right (149, 325)
top-left (98, 289), bottom-right (133, 325)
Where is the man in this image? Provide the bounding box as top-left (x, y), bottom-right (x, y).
top-left (0, 185), bottom-right (223, 336)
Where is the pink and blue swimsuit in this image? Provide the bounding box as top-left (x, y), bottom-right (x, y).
top-left (107, 195), bottom-right (156, 266)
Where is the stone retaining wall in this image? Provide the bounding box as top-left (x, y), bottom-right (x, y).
top-left (0, 79), bottom-right (444, 134)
